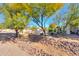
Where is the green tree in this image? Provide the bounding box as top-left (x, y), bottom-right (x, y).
top-left (0, 4), bottom-right (30, 37)
top-left (0, 23), bottom-right (3, 29)
top-left (25, 3), bottom-right (64, 35)
top-left (64, 4), bottom-right (79, 29)
top-left (30, 26), bottom-right (37, 31)
top-left (0, 3), bottom-right (63, 36)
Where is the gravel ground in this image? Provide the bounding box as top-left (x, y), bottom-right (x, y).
top-left (0, 34), bottom-right (79, 56)
top-left (15, 35), bottom-right (79, 56)
top-left (0, 41), bottom-right (29, 56)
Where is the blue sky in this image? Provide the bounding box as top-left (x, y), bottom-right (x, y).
top-left (0, 4), bottom-right (69, 27)
top-left (0, 13), bottom-right (5, 23)
top-left (28, 4), bottom-right (69, 27)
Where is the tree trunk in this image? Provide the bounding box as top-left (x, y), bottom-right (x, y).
top-left (41, 27), bottom-right (46, 36)
top-left (66, 25), bottom-right (70, 34)
top-left (15, 29), bottom-right (19, 38)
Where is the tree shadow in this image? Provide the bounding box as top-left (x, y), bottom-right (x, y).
top-left (49, 34), bottom-right (61, 38)
top-left (51, 34), bottom-right (79, 40)
top-left (61, 34), bottom-right (79, 40)
top-left (0, 33), bottom-right (16, 43)
top-left (28, 34), bottom-right (44, 42)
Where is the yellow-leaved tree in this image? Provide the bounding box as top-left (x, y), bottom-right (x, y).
top-left (26, 3), bottom-right (63, 35)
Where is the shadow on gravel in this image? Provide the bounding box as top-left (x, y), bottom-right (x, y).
top-left (0, 33), bottom-right (16, 43)
top-left (28, 34), bottom-right (44, 42)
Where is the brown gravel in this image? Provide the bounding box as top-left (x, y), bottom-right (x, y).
top-left (0, 35), bottom-right (79, 56)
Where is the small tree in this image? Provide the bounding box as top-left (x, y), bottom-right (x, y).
top-left (1, 4), bottom-right (30, 37)
top-left (48, 23), bottom-right (57, 34)
top-left (30, 26), bottom-right (37, 31)
top-left (4, 13), bottom-right (30, 37)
